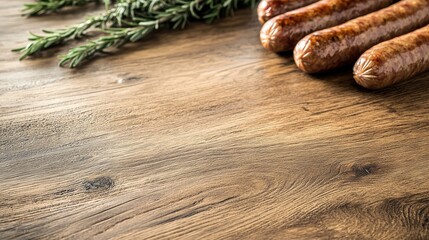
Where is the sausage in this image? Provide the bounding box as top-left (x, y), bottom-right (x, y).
top-left (260, 0), bottom-right (395, 53)
top-left (294, 0), bottom-right (429, 73)
top-left (353, 25), bottom-right (429, 89)
top-left (257, 0), bottom-right (319, 24)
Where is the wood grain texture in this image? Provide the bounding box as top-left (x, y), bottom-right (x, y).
top-left (1, 1), bottom-right (429, 239)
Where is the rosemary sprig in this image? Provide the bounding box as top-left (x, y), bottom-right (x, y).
top-left (23, 0), bottom-right (100, 16)
top-left (15, 0), bottom-right (254, 67)
top-left (59, 0), bottom-right (252, 67)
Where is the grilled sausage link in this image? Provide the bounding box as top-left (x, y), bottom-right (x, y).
top-left (353, 25), bottom-right (429, 89)
top-left (257, 0), bottom-right (319, 24)
top-left (260, 0), bottom-right (395, 52)
top-left (294, 0), bottom-right (429, 73)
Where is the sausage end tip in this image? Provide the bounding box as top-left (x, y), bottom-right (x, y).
top-left (353, 57), bottom-right (382, 89)
top-left (293, 37), bottom-right (315, 73)
top-left (260, 20), bottom-right (285, 52)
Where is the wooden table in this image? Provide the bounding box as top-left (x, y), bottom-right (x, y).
top-left (1, 2), bottom-right (429, 239)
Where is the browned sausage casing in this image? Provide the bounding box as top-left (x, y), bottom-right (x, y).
top-left (294, 0), bottom-right (429, 73)
top-left (257, 0), bottom-right (319, 24)
top-left (260, 0), bottom-right (395, 53)
top-left (353, 25), bottom-right (429, 89)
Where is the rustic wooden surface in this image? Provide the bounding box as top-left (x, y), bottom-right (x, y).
top-left (1, 1), bottom-right (429, 239)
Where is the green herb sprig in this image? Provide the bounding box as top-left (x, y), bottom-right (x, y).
top-left (15, 0), bottom-right (254, 67)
